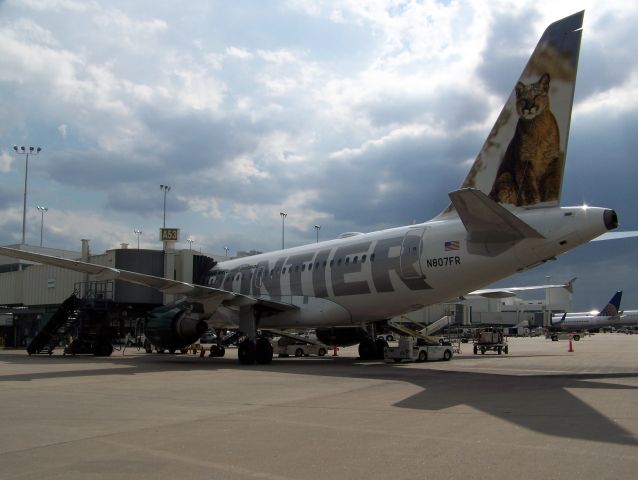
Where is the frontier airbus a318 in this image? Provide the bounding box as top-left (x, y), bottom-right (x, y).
top-left (0, 12), bottom-right (623, 364)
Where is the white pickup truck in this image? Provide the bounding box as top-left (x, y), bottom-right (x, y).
top-left (384, 336), bottom-right (453, 363)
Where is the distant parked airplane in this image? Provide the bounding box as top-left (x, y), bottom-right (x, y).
top-left (550, 291), bottom-right (625, 331)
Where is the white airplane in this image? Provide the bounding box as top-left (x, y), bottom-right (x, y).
top-left (617, 310), bottom-right (638, 326)
top-left (550, 291), bottom-right (624, 331)
top-left (0, 11), bottom-right (624, 364)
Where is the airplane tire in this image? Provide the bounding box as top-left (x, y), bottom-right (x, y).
top-left (473, 345), bottom-right (477, 355)
top-left (504, 345), bottom-right (509, 354)
top-left (295, 348), bottom-right (304, 357)
top-left (443, 350), bottom-right (452, 361)
top-left (497, 346), bottom-right (502, 355)
top-left (358, 338), bottom-right (376, 360)
top-left (210, 345), bottom-right (226, 357)
top-left (573, 335), bottom-right (580, 341)
top-left (374, 338), bottom-right (389, 360)
top-left (256, 338), bottom-right (273, 364)
top-left (94, 342), bottom-right (113, 357)
top-left (417, 350), bottom-right (427, 362)
top-left (238, 339), bottom-right (256, 365)
top-left (318, 348), bottom-right (327, 357)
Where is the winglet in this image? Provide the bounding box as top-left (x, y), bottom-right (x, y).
top-left (449, 188), bottom-right (545, 248)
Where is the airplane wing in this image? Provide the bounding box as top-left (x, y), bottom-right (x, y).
top-left (0, 246), bottom-right (296, 311)
top-left (468, 277), bottom-right (577, 299)
top-left (591, 231), bottom-right (638, 241)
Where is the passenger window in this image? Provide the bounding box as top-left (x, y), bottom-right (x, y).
top-left (282, 267), bottom-right (286, 274)
top-left (323, 260), bottom-right (327, 268)
top-left (362, 254), bottom-right (367, 263)
top-left (345, 257), bottom-right (350, 265)
top-left (337, 258), bottom-right (342, 266)
top-left (308, 263), bottom-right (312, 271)
top-left (295, 265), bottom-right (299, 272)
top-left (329, 260), bottom-right (334, 267)
top-left (353, 256), bottom-right (358, 263)
top-left (370, 253), bottom-right (375, 262)
top-left (301, 264), bottom-right (306, 271)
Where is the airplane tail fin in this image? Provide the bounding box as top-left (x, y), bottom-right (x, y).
top-left (563, 277), bottom-right (577, 294)
top-left (552, 313), bottom-right (567, 327)
top-left (599, 291), bottom-right (622, 317)
top-left (439, 11), bottom-right (584, 217)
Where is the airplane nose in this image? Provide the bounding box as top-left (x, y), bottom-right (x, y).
top-left (604, 209), bottom-right (618, 230)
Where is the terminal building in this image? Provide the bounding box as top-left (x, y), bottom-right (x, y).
top-left (0, 240), bottom-right (572, 348)
top-left (0, 240), bottom-right (227, 348)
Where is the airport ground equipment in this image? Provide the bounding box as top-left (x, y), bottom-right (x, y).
top-left (548, 332), bottom-right (582, 341)
top-left (28, 281), bottom-right (120, 357)
top-left (27, 293), bottom-right (79, 355)
top-left (269, 330), bottom-right (328, 357)
top-left (384, 336), bottom-right (454, 363)
top-left (473, 327), bottom-right (508, 355)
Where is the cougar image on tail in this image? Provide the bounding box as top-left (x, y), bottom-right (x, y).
top-left (489, 73), bottom-right (561, 206)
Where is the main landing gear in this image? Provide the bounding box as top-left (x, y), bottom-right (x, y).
top-left (358, 336), bottom-right (388, 360)
top-left (237, 306), bottom-right (273, 365)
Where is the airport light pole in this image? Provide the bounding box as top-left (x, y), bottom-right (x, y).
top-left (160, 184), bottom-right (171, 228)
top-left (186, 236), bottom-right (195, 250)
top-left (224, 246), bottom-right (229, 257)
top-left (280, 211), bottom-right (287, 249)
top-left (14, 145), bottom-right (42, 244)
top-left (134, 229), bottom-right (142, 249)
top-left (314, 224), bottom-right (321, 243)
top-left (546, 275), bottom-right (552, 324)
top-left (36, 205), bottom-right (48, 247)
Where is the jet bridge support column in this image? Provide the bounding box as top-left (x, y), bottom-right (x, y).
top-left (238, 306), bottom-right (272, 365)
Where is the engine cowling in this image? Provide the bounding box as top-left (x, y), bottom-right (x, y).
top-left (315, 327), bottom-right (368, 347)
top-left (144, 300), bottom-right (208, 350)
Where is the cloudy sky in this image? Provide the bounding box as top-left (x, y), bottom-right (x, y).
top-left (1, 0), bottom-right (637, 310)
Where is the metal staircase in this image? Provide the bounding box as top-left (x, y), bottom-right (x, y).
top-left (27, 294), bottom-right (80, 355)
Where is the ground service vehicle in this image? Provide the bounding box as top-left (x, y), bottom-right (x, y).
top-left (384, 336), bottom-right (453, 363)
top-left (272, 337), bottom-right (328, 357)
top-left (473, 328), bottom-right (509, 355)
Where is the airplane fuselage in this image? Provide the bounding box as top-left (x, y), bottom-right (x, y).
top-left (204, 205), bottom-right (613, 330)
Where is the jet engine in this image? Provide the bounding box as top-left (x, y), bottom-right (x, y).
top-left (144, 300), bottom-right (208, 351)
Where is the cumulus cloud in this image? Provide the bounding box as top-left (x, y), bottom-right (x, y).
top-left (0, 151), bottom-right (13, 172)
top-left (1, 0), bottom-right (637, 307)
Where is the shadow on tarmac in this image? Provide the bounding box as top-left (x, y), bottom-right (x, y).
top-left (1, 351), bottom-right (636, 446)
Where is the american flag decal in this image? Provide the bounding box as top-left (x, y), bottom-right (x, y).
top-left (444, 240), bottom-right (460, 251)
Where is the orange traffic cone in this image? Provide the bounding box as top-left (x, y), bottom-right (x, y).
top-left (568, 334), bottom-right (574, 352)
top-left (332, 345), bottom-right (338, 356)
top-left (200, 346), bottom-right (205, 358)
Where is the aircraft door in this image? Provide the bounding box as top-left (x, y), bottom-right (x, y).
top-left (400, 227), bottom-right (425, 279)
top-left (253, 266), bottom-right (264, 294)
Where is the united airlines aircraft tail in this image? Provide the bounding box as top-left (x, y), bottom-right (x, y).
top-left (599, 291), bottom-right (622, 317)
top-left (440, 11), bottom-right (584, 217)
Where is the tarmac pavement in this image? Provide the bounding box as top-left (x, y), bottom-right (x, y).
top-left (0, 334), bottom-right (636, 479)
